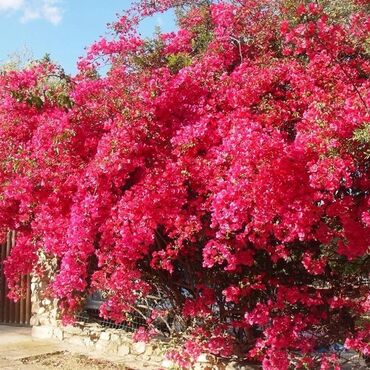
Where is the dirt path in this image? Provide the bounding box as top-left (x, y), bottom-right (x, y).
top-left (0, 326), bottom-right (139, 370)
top-left (1, 352), bottom-right (133, 370)
top-left (21, 352), bottom-right (132, 369)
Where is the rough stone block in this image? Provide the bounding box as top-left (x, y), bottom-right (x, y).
top-left (67, 335), bottom-right (86, 348)
top-left (153, 346), bottom-right (164, 356)
top-left (29, 316), bottom-right (40, 327)
top-left (42, 298), bottom-right (52, 306)
top-left (149, 355), bottom-right (164, 363)
top-left (110, 333), bottom-right (120, 342)
top-left (144, 344), bottom-right (153, 356)
top-left (49, 308), bottom-right (58, 319)
top-left (140, 354), bottom-right (150, 362)
top-left (162, 359), bottom-right (175, 369)
top-left (53, 328), bottom-right (64, 341)
top-left (117, 344), bottom-right (131, 356)
top-left (197, 353), bottom-right (213, 363)
top-left (100, 331), bottom-right (111, 341)
top-left (31, 302), bottom-right (41, 312)
top-left (132, 341), bottom-right (146, 355)
top-left (37, 307), bottom-right (46, 315)
top-left (62, 331), bottom-right (72, 339)
top-left (63, 325), bottom-right (83, 335)
top-left (83, 337), bottom-right (95, 349)
top-left (106, 342), bottom-right (119, 354)
top-left (95, 339), bottom-right (110, 352)
top-left (31, 325), bottom-right (53, 339)
top-left (39, 316), bottom-right (52, 326)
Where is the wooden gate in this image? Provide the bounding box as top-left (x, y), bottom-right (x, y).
top-left (0, 231), bottom-right (31, 325)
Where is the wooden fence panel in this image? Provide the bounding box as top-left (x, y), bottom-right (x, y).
top-left (0, 231), bottom-right (31, 325)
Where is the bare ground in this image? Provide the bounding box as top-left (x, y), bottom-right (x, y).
top-left (20, 351), bottom-right (132, 370)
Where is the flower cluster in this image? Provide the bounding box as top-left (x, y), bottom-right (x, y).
top-left (1, 1), bottom-right (369, 369)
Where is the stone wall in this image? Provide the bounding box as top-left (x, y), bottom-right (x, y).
top-left (32, 322), bottom-right (166, 368)
top-left (32, 321), bottom-right (247, 369)
top-left (30, 271), bottom-right (167, 368)
top-left (31, 319), bottom-right (256, 370)
top-left (29, 271), bottom-right (253, 370)
top-left (30, 250), bottom-right (59, 328)
top-left (30, 275), bottom-right (58, 328)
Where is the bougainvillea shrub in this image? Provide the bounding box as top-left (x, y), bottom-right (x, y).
top-left (1, 0), bottom-right (369, 368)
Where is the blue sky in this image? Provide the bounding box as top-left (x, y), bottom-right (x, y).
top-left (0, 1), bottom-right (176, 74)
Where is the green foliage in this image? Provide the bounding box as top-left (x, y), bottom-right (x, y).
top-left (9, 61), bottom-right (73, 111)
top-left (166, 52), bottom-right (192, 73)
top-left (282, 0), bottom-right (369, 25)
top-left (353, 122), bottom-right (370, 158)
top-left (131, 4), bottom-right (214, 73)
top-left (0, 46), bottom-right (34, 73)
top-left (131, 29), bottom-right (166, 71)
top-left (353, 123), bottom-right (370, 144)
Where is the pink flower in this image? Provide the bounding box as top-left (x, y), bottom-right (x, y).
top-left (302, 252), bottom-right (327, 275)
top-left (133, 327), bottom-right (150, 343)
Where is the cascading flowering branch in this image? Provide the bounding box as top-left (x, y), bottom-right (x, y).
top-left (1, 0), bottom-right (369, 369)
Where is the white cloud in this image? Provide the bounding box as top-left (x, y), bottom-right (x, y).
top-left (0, 0), bottom-right (63, 25)
top-left (42, 0), bottom-right (62, 24)
top-left (0, 0), bottom-right (24, 11)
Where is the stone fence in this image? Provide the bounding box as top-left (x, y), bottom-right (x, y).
top-left (30, 274), bottom-right (255, 370)
top-left (32, 321), bottom-right (167, 368)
